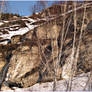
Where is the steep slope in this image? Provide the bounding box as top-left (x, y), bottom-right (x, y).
top-left (0, 2), bottom-right (92, 91)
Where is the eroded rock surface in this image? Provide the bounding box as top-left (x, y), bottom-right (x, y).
top-left (6, 44), bottom-right (41, 87)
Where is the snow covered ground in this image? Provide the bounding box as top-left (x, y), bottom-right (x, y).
top-left (0, 17), bottom-right (42, 45)
top-left (0, 22), bottom-right (4, 26)
top-left (1, 72), bottom-right (91, 92)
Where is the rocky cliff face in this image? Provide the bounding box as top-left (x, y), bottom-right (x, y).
top-left (0, 2), bottom-right (92, 91)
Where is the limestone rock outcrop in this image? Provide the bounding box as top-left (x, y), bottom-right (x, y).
top-left (6, 44), bottom-right (41, 87)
